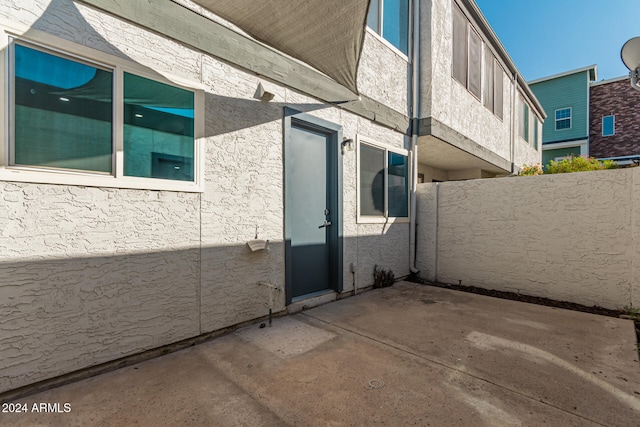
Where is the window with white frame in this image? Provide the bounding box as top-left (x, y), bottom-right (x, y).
top-left (367, 0), bottom-right (410, 55)
top-left (4, 37), bottom-right (203, 191)
top-left (533, 116), bottom-right (540, 149)
top-left (555, 107), bottom-right (571, 130)
top-left (602, 115), bottom-right (615, 136)
top-left (358, 139), bottom-right (409, 221)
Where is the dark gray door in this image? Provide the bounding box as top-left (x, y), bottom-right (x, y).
top-left (285, 115), bottom-right (341, 302)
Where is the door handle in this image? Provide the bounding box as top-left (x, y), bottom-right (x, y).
top-left (318, 221), bottom-right (332, 228)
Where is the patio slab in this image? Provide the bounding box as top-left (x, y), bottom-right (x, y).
top-left (1, 281), bottom-right (639, 426)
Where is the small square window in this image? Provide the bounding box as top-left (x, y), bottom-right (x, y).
top-left (555, 108), bottom-right (572, 130)
top-left (602, 115), bottom-right (615, 136)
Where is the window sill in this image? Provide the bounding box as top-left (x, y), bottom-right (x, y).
top-left (0, 167), bottom-right (204, 193)
top-left (365, 28), bottom-right (410, 62)
top-left (357, 216), bottom-right (410, 225)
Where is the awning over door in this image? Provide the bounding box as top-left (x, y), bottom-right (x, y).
top-left (192, 0), bottom-right (371, 95)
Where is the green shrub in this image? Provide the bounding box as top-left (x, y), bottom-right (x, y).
top-left (545, 156), bottom-right (617, 174)
top-left (518, 164), bottom-right (543, 176)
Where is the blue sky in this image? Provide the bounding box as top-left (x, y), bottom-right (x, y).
top-left (474, 0), bottom-right (638, 82)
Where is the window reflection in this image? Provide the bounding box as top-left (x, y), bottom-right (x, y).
top-left (13, 43), bottom-right (113, 172)
top-left (388, 151), bottom-right (408, 217)
top-left (123, 73), bottom-right (195, 181)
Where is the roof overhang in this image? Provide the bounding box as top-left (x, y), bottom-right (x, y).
top-left (528, 65), bottom-right (598, 85)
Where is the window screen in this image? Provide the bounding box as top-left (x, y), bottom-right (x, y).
top-left (494, 64), bottom-right (504, 120)
top-left (483, 47), bottom-right (494, 111)
top-left (452, 4), bottom-right (467, 85)
top-left (467, 29), bottom-right (482, 99)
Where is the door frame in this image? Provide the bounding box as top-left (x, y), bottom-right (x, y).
top-left (283, 108), bottom-right (343, 305)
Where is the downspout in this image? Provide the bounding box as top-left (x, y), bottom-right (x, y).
top-left (409, 0), bottom-right (420, 274)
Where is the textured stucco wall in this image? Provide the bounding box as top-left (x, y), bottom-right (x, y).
top-left (514, 120), bottom-right (543, 168)
top-left (0, 0), bottom-right (411, 394)
top-left (421, 0), bottom-right (513, 162)
top-left (420, 0), bottom-right (541, 170)
top-left (0, 184), bottom-right (202, 393)
top-left (358, 32), bottom-right (410, 116)
top-left (416, 169), bottom-right (639, 309)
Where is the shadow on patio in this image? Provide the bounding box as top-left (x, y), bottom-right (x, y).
top-left (2, 281), bottom-right (638, 426)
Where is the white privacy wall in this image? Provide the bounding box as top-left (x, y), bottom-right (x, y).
top-left (0, 0), bottom-right (411, 394)
top-left (416, 168), bottom-right (640, 310)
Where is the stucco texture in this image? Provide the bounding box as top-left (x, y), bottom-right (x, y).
top-left (417, 169), bottom-right (639, 310)
top-left (0, 184), bottom-right (202, 393)
top-left (0, 0), bottom-right (411, 394)
top-left (421, 0), bottom-right (512, 161)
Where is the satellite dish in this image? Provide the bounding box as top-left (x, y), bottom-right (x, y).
top-left (621, 37), bottom-right (640, 92)
top-left (622, 37), bottom-right (640, 70)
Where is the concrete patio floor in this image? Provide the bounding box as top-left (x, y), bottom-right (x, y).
top-left (2, 281), bottom-right (639, 426)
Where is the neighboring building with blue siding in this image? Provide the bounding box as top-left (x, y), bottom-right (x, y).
top-left (529, 66), bottom-right (597, 167)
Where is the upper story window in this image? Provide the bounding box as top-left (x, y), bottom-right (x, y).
top-left (519, 97), bottom-right (529, 142)
top-left (555, 107), bottom-right (572, 130)
top-left (367, 0), bottom-right (410, 55)
top-left (602, 115), bottom-right (615, 136)
top-left (452, 3), bottom-right (503, 119)
top-left (3, 36), bottom-right (203, 192)
top-left (358, 138), bottom-right (409, 222)
top-left (482, 45), bottom-right (504, 120)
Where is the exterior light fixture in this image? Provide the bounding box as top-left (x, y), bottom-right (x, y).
top-left (253, 82), bottom-right (275, 102)
top-left (59, 97), bottom-right (70, 102)
top-left (621, 37), bottom-right (640, 92)
top-left (341, 137), bottom-right (354, 154)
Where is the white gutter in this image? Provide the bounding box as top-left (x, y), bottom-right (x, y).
top-left (409, 0), bottom-right (420, 274)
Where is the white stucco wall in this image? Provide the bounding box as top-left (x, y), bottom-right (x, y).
top-left (0, 0), bottom-right (411, 394)
top-left (416, 168), bottom-right (640, 310)
top-left (358, 32), bottom-right (410, 116)
top-left (421, 0), bottom-right (511, 160)
top-left (420, 0), bottom-right (542, 170)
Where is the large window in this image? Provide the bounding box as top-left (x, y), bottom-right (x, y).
top-left (555, 107), bottom-right (572, 130)
top-left (5, 39), bottom-right (202, 191)
top-left (452, 3), bottom-right (503, 119)
top-left (358, 139), bottom-right (409, 221)
top-left (367, 0), bottom-right (410, 55)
